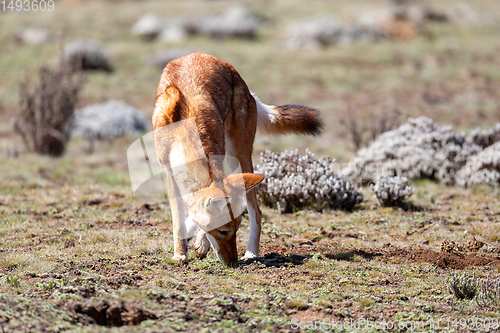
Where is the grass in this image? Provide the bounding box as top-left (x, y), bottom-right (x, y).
top-left (1, 0), bottom-right (500, 331)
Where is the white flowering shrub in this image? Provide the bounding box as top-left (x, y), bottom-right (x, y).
top-left (342, 117), bottom-right (485, 185)
top-left (370, 176), bottom-right (413, 207)
top-left (254, 149), bottom-right (363, 213)
top-left (455, 142), bottom-right (500, 188)
top-left (466, 123), bottom-right (500, 149)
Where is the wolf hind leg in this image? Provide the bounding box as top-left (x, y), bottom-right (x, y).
top-left (166, 174), bottom-right (189, 264)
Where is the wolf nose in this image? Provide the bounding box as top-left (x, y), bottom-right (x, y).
top-left (223, 256), bottom-right (239, 267)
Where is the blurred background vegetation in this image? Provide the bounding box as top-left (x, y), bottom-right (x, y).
top-left (1, 0), bottom-right (499, 163)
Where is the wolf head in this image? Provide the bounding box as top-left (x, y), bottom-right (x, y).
top-left (181, 173), bottom-right (263, 265)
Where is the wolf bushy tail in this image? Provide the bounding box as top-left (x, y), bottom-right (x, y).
top-left (253, 93), bottom-right (323, 136)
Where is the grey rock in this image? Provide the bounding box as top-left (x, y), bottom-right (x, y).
top-left (184, 6), bottom-right (263, 39)
top-left (159, 23), bottom-right (188, 43)
top-left (72, 100), bottom-right (148, 145)
top-left (286, 16), bottom-right (386, 49)
top-left (131, 13), bottom-right (165, 40)
top-left (60, 39), bottom-right (114, 72)
top-left (14, 27), bottom-right (52, 46)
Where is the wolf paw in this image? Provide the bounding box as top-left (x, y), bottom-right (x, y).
top-left (172, 254), bottom-right (188, 264)
top-left (195, 234), bottom-right (210, 259)
top-left (242, 251), bottom-right (258, 261)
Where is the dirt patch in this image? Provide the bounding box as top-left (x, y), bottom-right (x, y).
top-left (148, 292), bottom-right (248, 324)
top-left (68, 300), bottom-right (156, 326)
top-left (394, 249), bottom-right (500, 269)
top-left (260, 245), bottom-right (500, 269)
top-left (325, 249), bottom-right (385, 261)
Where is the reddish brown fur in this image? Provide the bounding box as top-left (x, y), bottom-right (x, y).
top-left (152, 52), bottom-right (322, 265)
top-left (154, 53), bottom-right (256, 182)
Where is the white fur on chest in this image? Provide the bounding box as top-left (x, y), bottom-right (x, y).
top-left (169, 143), bottom-right (187, 169)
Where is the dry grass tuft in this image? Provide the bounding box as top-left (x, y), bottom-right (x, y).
top-left (13, 61), bottom-right (84, 157)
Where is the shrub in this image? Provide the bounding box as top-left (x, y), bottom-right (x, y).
top-left (448, 273), bottom-right (500, 309)
top-left (370, 176), bottom-right (413, 207)
top-left (466, 123), bottom-right (500, 149)
top-left (342, 117), bottom-right (484, 185)
top-left (476, 275), bottom-right (500, 309)
top-left (255, 149), bottom-right (363, 213)
top-left (341, 107), bottom-right (403, 152)
top-left (343, 117), bottom-right (500, 186)
top-left (447, 272), bottom-right (479, 300)
top-left (455, 142), bottom-right (500, 188)
top-left (13, 63), bottom-right (84, 156)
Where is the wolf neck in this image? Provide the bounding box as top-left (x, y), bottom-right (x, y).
top-left (167, 126), bottom-right (226, 192)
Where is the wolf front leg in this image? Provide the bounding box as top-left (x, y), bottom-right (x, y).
top-left (243, 189), bottom-right (262, 259)
top-left (165, 174), bottom-right (189, 264)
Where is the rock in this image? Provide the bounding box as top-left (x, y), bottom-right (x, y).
top-left (184, 6), bottom-right (263, 39)
top-left (14, 27), bottom-right (52, 45)
top-left (131, 13), bottom-right (165, 40)
top-left (60, 39), bottom-right (114, 72)
top-left (72, 100), bottom-right (148, 152)
top-left (448, 3), bottom-right (483, 24)
top-left (286, 16), bottom-right (344, 49)
top-left (285, 15), bottom-right (386, 49)
top-left (356, 8), bottom-right (418, 41)
top-left (159, 23), bottom-right (188, 43)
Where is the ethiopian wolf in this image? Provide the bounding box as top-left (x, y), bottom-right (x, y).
top-left (152, 52), bottom-right (322, 266)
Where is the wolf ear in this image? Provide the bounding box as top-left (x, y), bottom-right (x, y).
top-left (225, 173), bottom-right (264, 192)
